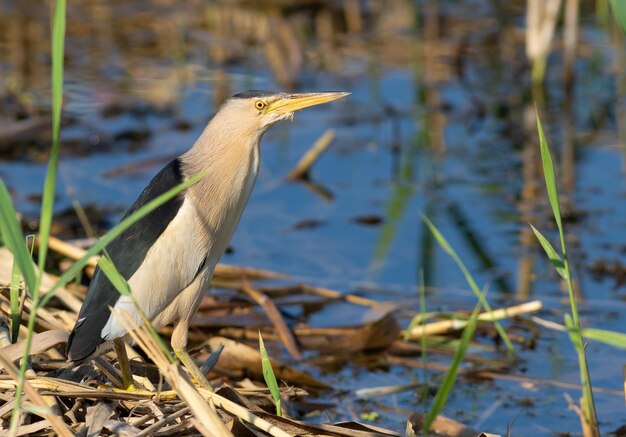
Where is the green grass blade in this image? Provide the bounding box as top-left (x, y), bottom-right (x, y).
top-left (529, 224), bottom-right (566, 279)
top-left (0, 181), bottom-right (38, 294)
top-left (609, 0), bottom-right (626, 32)
top-left (39, 169), bottom-right (206, 308)
top-left (404, 313), bottom-right (436, 342)
top-left (259, 332), bottom-right (281, 416)
top-left (7, 235), bottom-right (31, 344)
top-left (36, 0), bottom-right (66, 283)
top-left (581, 327), bottom-right (626, 350)
top-left (97, 257), bottom-right (132, 296)
top-left (9, 257), bottom-right (22, 343)
top-left (536, 112), bottom-right (563, 232)
top-left (418, 271), bottom-right (430, 414)
top-left (421, 215), bottom-right (514, 352)
top-left (423, 296), bottom-right (483, 433)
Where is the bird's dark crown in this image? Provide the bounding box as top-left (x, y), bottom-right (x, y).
top-left (231, 90), bottom-right (280, 99)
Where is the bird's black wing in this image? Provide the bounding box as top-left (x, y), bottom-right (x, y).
top-left (67, 158), bottom-right (185, 362)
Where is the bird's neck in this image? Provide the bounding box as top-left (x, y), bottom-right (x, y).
top-left (180, 118), bottom-right (262, 236)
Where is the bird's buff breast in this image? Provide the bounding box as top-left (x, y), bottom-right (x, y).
top-left (101, 146), bottom-right (259, 339)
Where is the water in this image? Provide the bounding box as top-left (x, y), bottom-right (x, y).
top-left (1, 1), bottom-right (625, 434)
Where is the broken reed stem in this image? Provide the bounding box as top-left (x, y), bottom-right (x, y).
top-left (564, 393), bottom-right (596, 437)
top-left (43, 235), bottom-right (285, 280)
top-left (240, 281), bottom-right (301, 360)
top-left (286, 129), bottom-right (335, 180)
top-left (197, 387), bottom-right (293, 437)
top-left (404, 300), bottom-right (543, 340)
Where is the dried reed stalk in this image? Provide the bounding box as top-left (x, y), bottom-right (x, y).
top-left (240, 282), bottom-right (301, 360)
top-left (404, 300), bottom-right (543, 340)
top-left (196, 387), bottom-right (293, 437)
top-left (286, 129), bottom-right (335, 180)
top-left (0, 354), bottom-right (73, 437)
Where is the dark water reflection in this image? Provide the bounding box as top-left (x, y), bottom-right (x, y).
top-left (1, 0), bottom-right (626, 434)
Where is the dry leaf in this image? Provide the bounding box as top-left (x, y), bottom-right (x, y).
top-left (207, 337), bottom-right (326, 388)
top-left (0, 330), bottom-right (69, 365)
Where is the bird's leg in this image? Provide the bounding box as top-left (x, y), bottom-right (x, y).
top-left (113, 338), bottom-right (135, 390)
top-left (171, 321), bottom-right (213, 391)
top-left (174, 347), bottom-right (213, 391)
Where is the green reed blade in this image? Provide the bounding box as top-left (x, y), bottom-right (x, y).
top-left (422, 215), bottom-right (514, 352)
top-left (37, 0), bottom-right (66, 284)
top-left (259, 332), bottom-right (282, 416)
top-left (9, 1), bottom-right (66, 432)
top-left (9, 256), bottom-right (22, 343)
top-left (97, 257), bottom-right (132, 297)
top-left (529, 224), bottom-right (566, 279)
top-left (536, 113), bottom-right (563, 233)
top-left (581, 327), bottom-right (626, 350)
top-left (423, 296), bottom-right (482, 433)
top-left (609, 0), bottom-right (626, 32)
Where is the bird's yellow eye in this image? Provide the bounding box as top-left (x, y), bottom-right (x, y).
top-left (254, 100), bottom-right (266, 110)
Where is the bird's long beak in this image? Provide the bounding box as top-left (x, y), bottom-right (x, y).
top-left (267, 92), bottom-right (349, 114)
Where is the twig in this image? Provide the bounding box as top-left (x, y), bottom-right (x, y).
top-left (93, 356), bottom-right (124, 388)
top-left (251, 283), bottom-right (385, 309)
top-left (136, 406), bottom-right (190, 437)
top-left (286, 129), bottom-right (335, 180)
top-left (240, 281), bottom-right (301, 360)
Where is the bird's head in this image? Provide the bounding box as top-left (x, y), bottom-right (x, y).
top-left (217, 90), bottom-right (349, 135)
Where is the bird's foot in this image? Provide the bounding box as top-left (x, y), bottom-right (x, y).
top-left (174, 348), bottom-right (214, 392)
top-left (113, 385), bottom-right (154, 396)
top-left (96, 383), bottom-right (153, 396)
